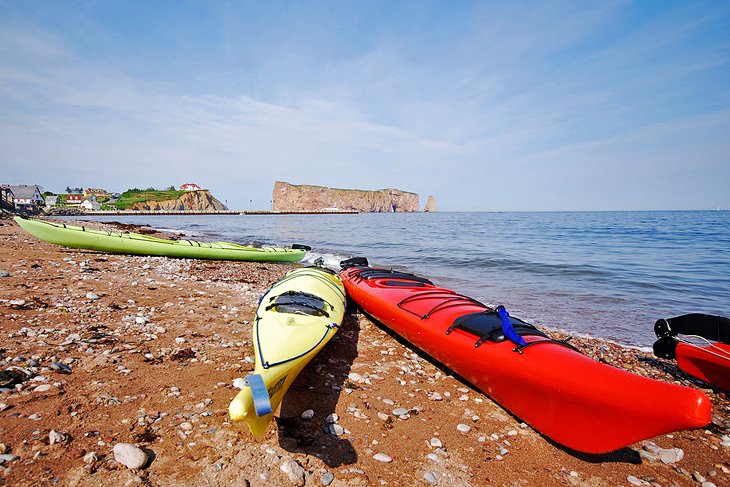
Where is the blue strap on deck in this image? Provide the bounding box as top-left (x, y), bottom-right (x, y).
top-left (496, 305), bottom-right (527, 347)
top-left (245, 374), bottom-right (273, 416)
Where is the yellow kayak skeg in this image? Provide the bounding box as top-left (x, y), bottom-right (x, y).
top-left (229, 266), bottom-right (346, 435)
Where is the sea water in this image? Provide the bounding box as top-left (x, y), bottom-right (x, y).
top-left (74, 211), bottom-right (730, 348)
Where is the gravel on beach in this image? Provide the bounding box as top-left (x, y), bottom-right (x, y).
top-left (0, 214), bottom-right (728, 486)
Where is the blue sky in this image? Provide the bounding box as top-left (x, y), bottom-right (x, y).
top-left (1, 1), bottom-right (729, 211)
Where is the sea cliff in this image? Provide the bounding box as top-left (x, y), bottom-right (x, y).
top-left (128, 190), bottom-right (228, 211)
top-left (273, 181), bottom-right (419, 212)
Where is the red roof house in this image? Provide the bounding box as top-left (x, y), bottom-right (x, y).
top-left (179, 183), bottom-right (201, 191)
top-left (65, 194), bottom-right (83, 206)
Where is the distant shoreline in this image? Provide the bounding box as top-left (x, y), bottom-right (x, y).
top-left (50, 209), bottom-right (360, 216)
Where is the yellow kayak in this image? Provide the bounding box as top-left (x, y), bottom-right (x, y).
top-left (229, 266), bottom-right (346, 435)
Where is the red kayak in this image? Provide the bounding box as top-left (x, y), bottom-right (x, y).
top-left (654, 314), bottom-right (730, 391)
top-left (340, 259), bottom-right (711, 454)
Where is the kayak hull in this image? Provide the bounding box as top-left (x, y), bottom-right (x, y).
top-left (652, 314), bottom-right (730, 391)
top-left (14, 217), bottom-right (306, 262)
top-left (676, 342), bottom-right (730, 391)
top-left (340, 265), bottom-right (711, 454)
top-left (229, 267), bottom-right (346, 435)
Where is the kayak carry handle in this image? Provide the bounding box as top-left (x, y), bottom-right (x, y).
top-left (245, 374), bottom-right (273, 416)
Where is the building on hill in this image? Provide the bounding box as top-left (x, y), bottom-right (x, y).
top-left (4, 185), bottom-right (44, 213)
top-left (81, 198), bottom-right (100, 210)
top-left (65, 194), bottom-right (83, 207)
top-left (84, 188), bottom-right (108, 197)
top-left (0, 186), bottom-right (14, 212)
top-left (180, 183), bottom-right (201, 191)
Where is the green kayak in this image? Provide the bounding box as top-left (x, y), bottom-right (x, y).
top-left (14, 217), bottom-right (309, 263)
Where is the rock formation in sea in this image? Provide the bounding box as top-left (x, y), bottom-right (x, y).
top-left (424, 195), bottom-right (438, 212)
top-left (129, 190), bottom-right (228, 211)
top-left (273, 181), bottom-right (420, 212)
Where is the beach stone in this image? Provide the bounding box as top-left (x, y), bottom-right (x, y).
top-left (325, 413), bottom-right (339, 423)
top-left (0, 454), bottom-right (19, 464)
top-left (33, 384), bottom-right (54, 393)
top-left (0, 270), bottom-right (10, 277)
top-left (639, 449), bottom-right (660, 463)
top-left (373, 453), bottom-right (392, 463)
top-left (113, 443), bottom-right (148, 469)
top-left (329, 424), bottom-right (344, 436)
top-left (626, 475), bottom-right (643, 486)
top-left (642, 442), bottom-right (661, 454)
top-left (348, 372), bottom-right (366, 383)
top-left (430, 437), bottom-right (443, 448)
top-left (83, 451), bottom-right (98, 464)
top-left (48, 430), bottom-right (65, 445)
top-left (320, 471), bottom-right (334, 486)
top-left (86, 292), bottom-right (99, 300)
top-left (280, 458), bottom-right (305, 486)
top-left (392, 407), bottom-right (408, 416)
top-left (301, 409), bottom-right (315, 419)
top-left (50, 362), bottom-right (72, 374)
top-left (658, 447), bottom-right (684, 464)
top-left (456, 423), bottom-right (471, 433)
top-left (232, 378), bottom-right (246, 389)
top-left (423, 471), bottom-right (438, 485)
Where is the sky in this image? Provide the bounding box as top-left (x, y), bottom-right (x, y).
top-left (1, 1), bottom-right (729, 211)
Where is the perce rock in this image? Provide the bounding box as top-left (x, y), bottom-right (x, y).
top-left (273, 181), bottom-right (420, 212)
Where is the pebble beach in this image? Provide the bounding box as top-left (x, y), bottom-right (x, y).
top-left (0, 213), bottom-right (728, 486)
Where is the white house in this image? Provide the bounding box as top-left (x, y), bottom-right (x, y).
top-left (180, 183), bottom-right (202, 191)
top-left (81, 197), bottom-right (101, 210)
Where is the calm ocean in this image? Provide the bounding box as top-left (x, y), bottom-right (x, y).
top-left (76, 211), bottom-right (730, 348)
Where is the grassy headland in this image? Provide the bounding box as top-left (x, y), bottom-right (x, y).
top-left (115, 189), bottom-right (187, 210)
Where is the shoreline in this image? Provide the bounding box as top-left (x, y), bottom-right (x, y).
top-left (0, 215), bottom-right (728, 486)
